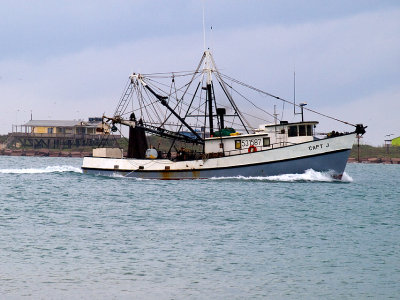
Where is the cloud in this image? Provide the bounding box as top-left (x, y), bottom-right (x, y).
top-left (0, 32), bottom-right (204, 132)
top-left (0, 7), bottom-right (399, 146)
top-left (317, 86), bottom-right (400, 146)
top-left (210, 9), bottom-right (400, 102)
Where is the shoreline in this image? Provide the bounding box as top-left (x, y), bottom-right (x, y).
top-left (0, 149), bottom-right (92, 158)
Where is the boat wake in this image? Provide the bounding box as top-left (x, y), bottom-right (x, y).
top-left (0, 165), bottom-right (82, 174)
top-left (211, 169), bottom-right (353, 183)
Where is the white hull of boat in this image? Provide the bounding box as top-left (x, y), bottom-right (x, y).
top-left (81, 133), bottom-right (355, 179)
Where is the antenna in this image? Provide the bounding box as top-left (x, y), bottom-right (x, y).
top-left (292, 67), bottom-right (307, 122)
top-left (202, 2), bottom-right (206, 51)
top-left (293, 68), bottom-right (296, 115)
top-left (210, 25), bottom-right (214, 52)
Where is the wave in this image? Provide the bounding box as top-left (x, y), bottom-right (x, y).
top-left (340, 172), bottom-right (353, 182)
top-left (0, 165), bottom-right (82, 174)
top-left (211, 169), bottom-right (353, 182)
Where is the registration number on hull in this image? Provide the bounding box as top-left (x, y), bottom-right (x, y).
top-left (241, 138), bottom-right (262, 148)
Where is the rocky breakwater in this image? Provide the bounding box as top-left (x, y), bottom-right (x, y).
top-left (348, 157), bottom-right (400, 164)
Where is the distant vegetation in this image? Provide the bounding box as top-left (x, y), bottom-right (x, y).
top-left (349, 144), bottom-right (400, 159)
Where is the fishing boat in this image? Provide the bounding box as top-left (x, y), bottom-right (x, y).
top-left (82, 50), bottom-right (366, 179)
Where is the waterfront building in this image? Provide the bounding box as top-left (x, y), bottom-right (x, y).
top-left (8, 117), bottom-right (119, 149)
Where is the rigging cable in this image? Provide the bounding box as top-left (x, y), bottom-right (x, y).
top-left (222, 80), bottom-right (276, 122)
top-left (219, 73), bottom-right (357, 127)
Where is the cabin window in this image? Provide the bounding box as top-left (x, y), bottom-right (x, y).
top-left (288, 126), bottom-right (298, 137)
top-left (263, 137), bottom-right (270, 147)
top-left (299, 125), bottom-right (306, 136)
top-left (307, 125), bottom-right (313, 136)
top-left (47, 128), bottom-right (53, 134)
top-left (235, 140), bottom-right (241, 149)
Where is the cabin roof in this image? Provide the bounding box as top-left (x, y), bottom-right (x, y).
top-left (263, 121), bottom-right (319, 128)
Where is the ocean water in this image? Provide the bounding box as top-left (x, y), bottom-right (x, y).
top-left (0, 156), bottom-right (399, 299)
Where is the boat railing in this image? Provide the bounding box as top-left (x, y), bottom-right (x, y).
top-left (221, 141), bottom-right (292, 157)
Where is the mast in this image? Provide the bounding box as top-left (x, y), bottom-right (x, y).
top-left (204, 50), bottom-right (214, 136)
top-left (208, 53), bottom-right (252, 133)
top-left (207, 84), bottom-right (213, 136)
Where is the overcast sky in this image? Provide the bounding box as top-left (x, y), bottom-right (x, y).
top-left (1, 0), bottom-right (399, 145)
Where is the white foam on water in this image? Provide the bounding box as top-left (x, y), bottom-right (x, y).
top-left (110, 172), bottom-right (129, 179)
top-left (341, 172), bottom-right (353, 182)
top-left (211, 169), bottom-right (352, 182)
top-left (0, 165), bottom-right (82, 174)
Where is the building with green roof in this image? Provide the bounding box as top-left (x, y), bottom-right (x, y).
top-left (392, 136), bottom-right (400, 146)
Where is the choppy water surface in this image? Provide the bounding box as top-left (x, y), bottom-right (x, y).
top-left (0, 156), bottom-right (399, 299)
